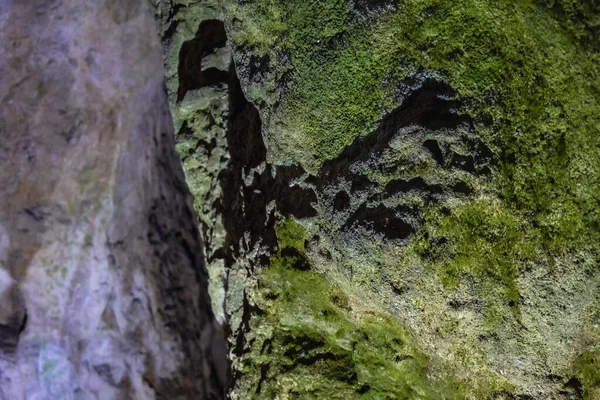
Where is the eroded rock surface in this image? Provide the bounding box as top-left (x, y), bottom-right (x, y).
top-left (0, 1), bottom-right (226, 399)
top-left (156, 0), bottom-right (600, 399)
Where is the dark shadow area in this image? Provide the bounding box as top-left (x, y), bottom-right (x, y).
top-left (216, 69), bottom-right (317, 266)
top-left (320, 79), bottom-right (470, 182)
top-left (343, 203), bottom-right (415, 240)
top-left (177, 19), bottom-right (229, 102)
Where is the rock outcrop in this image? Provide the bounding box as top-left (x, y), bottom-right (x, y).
top-left (0, 1), bottom-right (226, 399)
top-left (157, 0), bottom-right (600, 399)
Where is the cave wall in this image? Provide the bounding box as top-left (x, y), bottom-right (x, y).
top-left (0, 1), bottom-right (226, 398)
top-left (156, 0), bottom-right (600, 399)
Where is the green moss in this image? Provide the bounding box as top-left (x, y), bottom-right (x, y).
top-left (329, 283), bottom-right (350, 310)
top-left (542, 0), bottom-right (600, 49)
top-left (216, 0), bottom-right (600, 395)
top-left (235, 218), bottom-right (505, 398)
top-left (428, 199), bottom-right (538, 297)
top-left (413, 198), bottom-right (543, 329)
top-left (275, 218), bottom-right (310, 252)
top-left (225, 0), bottom-right (600, 251)
top-left (574, 348), bottom-right (600, 399)
top-left (227, 1), bottom-right (594, 166)
top-left (226, 0), bottom-right (600, 331)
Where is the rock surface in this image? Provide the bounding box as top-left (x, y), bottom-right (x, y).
top-left (158, 0), bottom-right (600, 399)
top-left (0, 1), bottom-right (226, 399)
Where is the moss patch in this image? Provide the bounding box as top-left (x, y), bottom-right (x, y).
top-left (226, 0), bottom-right (600, 349)
top-left (574, 348), bottom-right (600, 399)
top-left (415, 198), bottom-right (541, 327)
top-left (225, 0), bottom-right (600, 253)
top-left (211, 0), bottom-right (600, 395)
top-left (234, 219), bottom-right (507, 399)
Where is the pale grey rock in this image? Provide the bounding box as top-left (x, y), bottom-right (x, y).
top-left (0, 0), bottom-right (227, 399)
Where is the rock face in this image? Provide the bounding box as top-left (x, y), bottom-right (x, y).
top-left (0, 1), bottom-right (226, 399)
top-left (158, 0), bottom-right (600, 399)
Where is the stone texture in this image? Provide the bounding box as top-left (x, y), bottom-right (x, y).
top-left (157, 0), bottom-right (600, 398)
top-left (0, 1), bottom-right (227, 399)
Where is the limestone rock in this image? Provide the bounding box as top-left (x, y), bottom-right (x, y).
top-left (0, 1), bottom-right (227, 399)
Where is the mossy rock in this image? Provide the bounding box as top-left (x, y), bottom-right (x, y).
top-left (161, 0), bottom-right (600, 397)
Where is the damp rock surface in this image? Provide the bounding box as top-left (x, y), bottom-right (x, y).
top-left (0, 1), bottom-right (226, 399)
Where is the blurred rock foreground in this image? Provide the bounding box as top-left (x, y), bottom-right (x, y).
top-left (0, 1), bottom-right (227, 399)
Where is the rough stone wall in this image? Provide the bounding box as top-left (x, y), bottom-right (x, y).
top-left (0, 1), bottom-right (227, 399)
top-left (156, 0), bottom-right (600, 399)
top-left (219, 1), bottom-right (600, 396)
